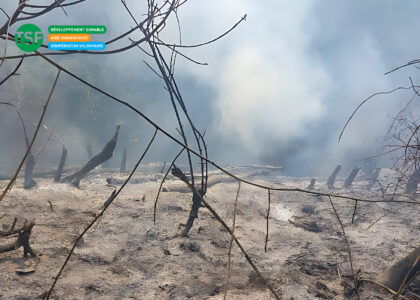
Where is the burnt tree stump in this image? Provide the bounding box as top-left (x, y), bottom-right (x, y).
top-left (307, 178), bottom-right (316, 190)
top-left (343, 167), bottom-right (360, 188)
top-left (64, 125), bottom-right (120, 187)
top-left (327, 165), bottom-right (341, 189)
top-left (54, 146), bottom-right (67, 182)
top-left (120, 147), bottom-right (127, 173)
top-left (24, 152), bottom-right (36, 189)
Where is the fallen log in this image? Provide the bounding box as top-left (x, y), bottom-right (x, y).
top-left (375, 246), bottom-right (420, 294)
top-left (327, 165), bottom-right (341, 189)
top-left (54, 146), bottom-right (67, 182)
top-left (64, 125), bottom-right (120, 187)
top-left (288, 217), bottom-right (321, 233)
top-left (0, 220), bottom-right (36, 257)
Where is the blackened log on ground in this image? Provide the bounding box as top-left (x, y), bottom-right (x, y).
top-left (54, 146), bottom-right (67, 182)
top-left (120, 147), bottom-right (127, 173)
top-left (24, 152), bottom-right (37, 189)
top-left (405, 169), bottom-right (420, 194)
top-left (64, 125), bottom-right (120, 187)
top-left (367, 168), bottom-right (381, 190)
top-left (0, 221), bottom-right (36, 257)
top-left (375, 246), bottom-right (420, 293)
top-left (307, 178), bottom-right (316, 190)
top-left (288, 218), bottom-right (321, 233)
top-left (327, 165), bottom-right (341, 189)
top-left (343, 167), bottom-right (360, 188)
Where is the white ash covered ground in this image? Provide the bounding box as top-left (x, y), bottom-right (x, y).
top-left (0, 165), bottom-right (418, 299)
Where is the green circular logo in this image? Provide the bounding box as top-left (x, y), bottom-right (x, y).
top-left (15, 24), bottom-right (43, 52)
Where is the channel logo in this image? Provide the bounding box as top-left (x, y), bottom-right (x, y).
top-left (15, 24), bottom-right (43, 52)
top-left (14, 24), bottom-right (107, 52)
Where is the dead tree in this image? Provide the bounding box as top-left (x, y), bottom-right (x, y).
top-left (0, 102), bottom-right (37, 189)
top-left (54, 146), bottom-right (67, 182)
top-left (343, 167), bottom-right (360, 188)
top-left (307, 178), bottom-right (316, 190)
top-left (327, 165), bottom-right (342, 189)
top-left (0, 220), bottom-right (36, 257)
top-left (64, 125), bottom-right (120, 187)
top-left (24, 152), bottom-right (37, 189)
top-left (120, 147), bottom-right (127, 173)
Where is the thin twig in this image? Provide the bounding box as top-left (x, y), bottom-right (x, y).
top-left (339, 86), bottom-right (419, 142)
top-left (327, 196), bottom-right (357, 292)
top-left (223, 181), bottom-right (241, 300)
top-left (351, 200), bottom-right (358, 224)
top-left (264, 189), bottom-right (271, 252)
top-left (0, 56), bottom-right (24, 86)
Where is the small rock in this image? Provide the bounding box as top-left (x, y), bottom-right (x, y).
top-left (15, 267), bottom-right (35, 275)
top-left (180, 241), bottom-right (201, 253)
top-left (167, 205), bottom-right (182, 212)
top-left (302, 205), bottom-right (316, 215)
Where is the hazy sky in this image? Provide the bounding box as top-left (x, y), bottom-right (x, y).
top-left (1, 1), bottom-right (419, 175)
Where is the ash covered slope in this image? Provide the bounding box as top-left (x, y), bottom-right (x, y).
top-left (0, 165), bottom-right (418, 299)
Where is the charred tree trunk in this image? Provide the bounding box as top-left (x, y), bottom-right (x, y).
top-left (327, 165), bottom-right (341, 190)
top-left (367, 168), bottom-right (381, 190)
top-left (375, 246), bottom-right (420, 294)
top-left (181, 189), bottom-right (205, 237)
top-left (64, 125), bottom-right (120, 187)
top-left (307, 178), bottom-right (316, 190)
top-left (24, 152), bottom-right (37, 189)
top-left (405, 169), bottom-right (420, 194)
top-left (343, 167), bottom-right (360, 188)
top-left (171, 165), bottom-right (206, 237)
top-left (120, 147), bottom-right (127, 173)
top-left (54, 146), bottom-right (67, 182)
